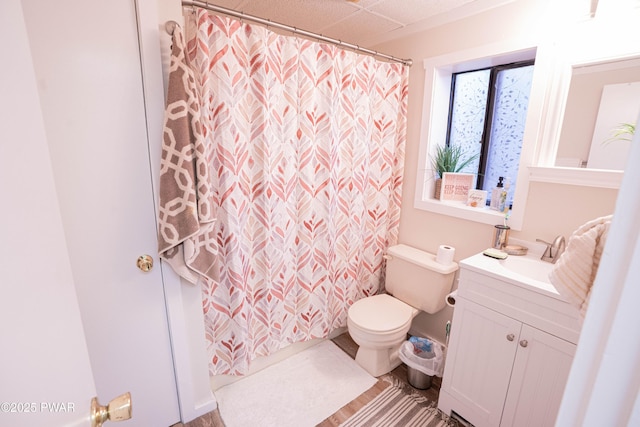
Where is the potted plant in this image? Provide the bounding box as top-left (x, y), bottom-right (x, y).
top-left (431, 144), bottom-right (479, 199)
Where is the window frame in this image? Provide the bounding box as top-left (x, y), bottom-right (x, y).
top-left (446, 59), bottom-right (535, 200)
top-left (414, 41), bottom-right (550, 231)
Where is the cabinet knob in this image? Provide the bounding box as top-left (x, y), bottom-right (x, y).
top-left (519, 339), bottom-right (528, 348)
top-left (506, 334), bottom-right (515, 342)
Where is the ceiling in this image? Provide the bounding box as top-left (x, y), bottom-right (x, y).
top-left (202, 0), bottom-right (515, 48)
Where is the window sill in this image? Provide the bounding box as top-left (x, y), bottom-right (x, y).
top-left (414, 197), bottom-right (513, 228)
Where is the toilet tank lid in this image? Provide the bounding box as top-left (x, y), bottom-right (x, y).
top-left (387, 244), bottom-right (458, 274)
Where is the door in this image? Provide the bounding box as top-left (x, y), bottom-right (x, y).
top-left (439, 298), bottom-right (521, 427)
top-left (21, 0), bottom-right (180, 425)
top-left (500, 325), bottom-right (576, 427)
top-left (1, 2), bottom-right (97, 425)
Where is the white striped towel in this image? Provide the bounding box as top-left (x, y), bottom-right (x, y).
top-left (549, 215), bottom-right (613, 318)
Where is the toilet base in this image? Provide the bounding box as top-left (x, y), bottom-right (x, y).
top-left (354, 342), bottom-right (403, 377)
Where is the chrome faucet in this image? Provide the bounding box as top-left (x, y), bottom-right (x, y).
top-left (536, 236), bottom-right (566, 263)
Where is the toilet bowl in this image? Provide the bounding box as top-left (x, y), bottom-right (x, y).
top-left (347, 244), bottom-right (458, 377)
top-left (348, 294), bottom-right (418, 377)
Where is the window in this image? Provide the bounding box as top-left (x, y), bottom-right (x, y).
top-left (447, 61), bottom-right (535, 208)
top-left (414, 43), bottom-right (541, 230)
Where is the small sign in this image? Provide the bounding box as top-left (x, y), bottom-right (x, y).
top-left (467, 189), bottom-right (487, 208)
top-left (441, 173), bottom-right (475, 202)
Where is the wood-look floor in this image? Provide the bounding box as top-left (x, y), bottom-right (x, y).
top-left (170, 332), bottom-right (441, 427)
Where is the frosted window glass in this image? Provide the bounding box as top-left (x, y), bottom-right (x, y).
top-left (449, 70), bottom-right (490, 176)
top-left (483, 65), bottom-right (535, 206)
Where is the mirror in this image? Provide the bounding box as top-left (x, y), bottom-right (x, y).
top-left (530, 12), bottom-right (640, 189)
top-left (555, 57), bottom-right (640, 170)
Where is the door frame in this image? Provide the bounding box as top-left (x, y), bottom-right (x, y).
top-left (135, 0), bottom-right (217, 421)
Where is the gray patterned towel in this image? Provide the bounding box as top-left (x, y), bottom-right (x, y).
top-left (157, 25), bottom-right (217, 284)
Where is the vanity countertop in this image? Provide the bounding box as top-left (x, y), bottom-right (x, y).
top-left (460, 251), bottom-right (561, 300)
top-left (458, 236), bottom-right (573, 302)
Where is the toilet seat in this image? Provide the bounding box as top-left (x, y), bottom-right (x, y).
top-left (348, 294), bottom-right (414, 334)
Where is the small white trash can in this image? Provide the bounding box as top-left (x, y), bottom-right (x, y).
top-left (399, 337), bottom-right (444, 390)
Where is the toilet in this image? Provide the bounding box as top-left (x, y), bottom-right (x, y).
top-left (347, 244), bottom-right (458, 377)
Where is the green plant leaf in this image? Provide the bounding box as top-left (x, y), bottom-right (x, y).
top-left (603, 122), bottom-right (636, 145)
top-left (431, 144), bottom-right (479, 178)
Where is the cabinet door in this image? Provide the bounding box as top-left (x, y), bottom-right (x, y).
top-left (440, 298), bottom-right (521, 427)
top-left (500, 325), bottom-right (576, 427)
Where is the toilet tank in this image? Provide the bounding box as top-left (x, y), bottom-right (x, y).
top-left (385, 244), bottom-right (458, 314)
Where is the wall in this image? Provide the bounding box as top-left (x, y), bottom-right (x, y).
top-left (1, 1), bottom-right (97, 424)
top-left (374, 0), bottom-right (620, 343)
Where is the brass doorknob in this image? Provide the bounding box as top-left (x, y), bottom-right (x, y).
top-left (91, 392), bottom-right (132, 427)
top-left (136, 255), bottom-right (153, 272)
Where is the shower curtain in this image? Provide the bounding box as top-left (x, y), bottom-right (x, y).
top-left (185, 9), bottom-right (409, 375)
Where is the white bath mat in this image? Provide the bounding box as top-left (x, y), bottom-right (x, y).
top-left (214, 339), bottom-right (377, 427)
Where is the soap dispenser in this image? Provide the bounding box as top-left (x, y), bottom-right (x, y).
top-left (498, 178), bottom-right (510, 212)
top-left (490, 177), bottom-right (504, 210)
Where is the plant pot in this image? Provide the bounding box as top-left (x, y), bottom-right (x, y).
top-left (434, 178), bottom-right (442, 200)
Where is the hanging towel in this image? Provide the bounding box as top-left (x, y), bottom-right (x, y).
top-left (157, 25), bottom-right (217, 284)
top-left (549, 214), bottom-right (613, 318)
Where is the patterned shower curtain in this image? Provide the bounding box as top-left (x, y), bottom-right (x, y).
top-left (186, 9), bottom-right (409, 375)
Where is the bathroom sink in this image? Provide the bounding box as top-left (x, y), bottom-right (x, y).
top-left (498, 256), bottom-right (554, 284)
top-left (460, 247), bottom-right (560, 298)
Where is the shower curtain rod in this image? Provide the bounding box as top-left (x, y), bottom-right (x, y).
top-left (177, 0), bottom-right (413, 67)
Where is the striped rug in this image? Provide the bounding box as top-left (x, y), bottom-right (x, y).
top-left (318, 376), bottom-right (461, 427)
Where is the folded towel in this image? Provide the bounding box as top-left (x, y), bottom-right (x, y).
top-left (157, 25), bottom-right (217, 284)
top-left (549, 215), bottom-right (613, 318)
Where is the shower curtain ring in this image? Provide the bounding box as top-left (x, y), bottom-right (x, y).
top-left (165, 20), bottom-right (179, 36)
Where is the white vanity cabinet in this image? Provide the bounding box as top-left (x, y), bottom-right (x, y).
top-left (438, 253), bottom-right (582, 427)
